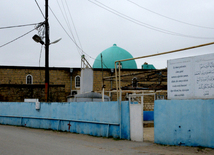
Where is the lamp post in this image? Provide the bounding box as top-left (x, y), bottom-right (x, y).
top-left (33, 0), bottom-right (61, 102)
top-left (32, 0), bottom-right (49, 102)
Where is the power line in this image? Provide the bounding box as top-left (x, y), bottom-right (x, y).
top-left (94, 0), bottom-right (214, 39)
top-left (0, 23), bottom-right (39, 30)
top-left (39, 44), bottom-right (44, 84)
top-left (57, 0), bottom-right (73, 35)
top-left (35, 0), bottom-right (45, 18)
top-left (89, 0), bottom-right (214, 40)
top-left (49, 5), bottom-right (96, 60)
top-left (127, 0), bottom-right (214, 30)
top-left (56, 0), bottom-right (81, 55)
top-left (48, 6), bottom-right (81, 54)
top-left (64, 0), bottom-right (84, 51)
top-left (39, 44), bottom-right (44, 67)
top-left (49, 3), bottom-right (110, 69)
top-left (0, 28), bottom-right (36, 48)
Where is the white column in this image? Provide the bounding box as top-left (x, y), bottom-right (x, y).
top-left (130, 101), bottom-right (143, 141)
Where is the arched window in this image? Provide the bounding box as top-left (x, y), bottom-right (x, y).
top-left (75, 75), bottom-right (80, 88)
top-left (132, 77), bottom-right (138, 88)
top-left (26, 74), bottom-right (33, 84)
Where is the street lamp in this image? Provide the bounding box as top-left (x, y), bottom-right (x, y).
top-left (32, 0), bottom-right (61, 102)
top-left (32, 35), bottom-right (61, 102)
top-left (32, 35), bottom-right (44, 45)
top-left (50, 38), bottom-right (61, 45)
top-left (32, 36), bottom-right (61, 45)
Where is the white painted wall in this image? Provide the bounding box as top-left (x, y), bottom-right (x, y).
top-left (130, 103), bottom-right (143, 141)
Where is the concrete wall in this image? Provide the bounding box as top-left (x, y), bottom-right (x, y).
top-left (130, 103), bottom-right (143, 141)
top-left (154, 99), bottom-right (214, 148)
top-left (0, 101), bottom-right (130, 139)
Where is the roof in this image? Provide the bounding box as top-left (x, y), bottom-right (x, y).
top-left (142, 64), bottom-right (156, 69)
top-left (93, 44), bottom-right (137, 69)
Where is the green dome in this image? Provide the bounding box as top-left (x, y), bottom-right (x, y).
top-left (93, 44), bottom-right (137, 69)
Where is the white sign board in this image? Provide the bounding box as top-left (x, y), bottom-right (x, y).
top-left (168, 53), bottom-right (214, 99)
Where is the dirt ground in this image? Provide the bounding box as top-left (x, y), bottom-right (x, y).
top-left (142, 127), bottom-right (214, 155)
top-left (144, 127), bottom-right (154, 142)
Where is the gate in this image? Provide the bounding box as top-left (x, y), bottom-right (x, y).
top-left (128, 93), bottom-right (155, 141)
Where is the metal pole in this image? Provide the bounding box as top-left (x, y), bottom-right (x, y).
top-left (45, 0), bottom-right (50, 102)
top-left (115, 62), bottom-right (119, 100)
top-left (101, 54), bottom-right (104, 101)
top-left (118, 62), bottom-right (121, 101)
top-left (118, 62), bottom-right (122, 139)
top-left (115, 41), bottom-right (214, 63)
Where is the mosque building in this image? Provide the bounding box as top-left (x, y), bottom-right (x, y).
top-left (93, 44), bottom-right (137, 69)
top-left (0, 44), bottom-right (166, 103)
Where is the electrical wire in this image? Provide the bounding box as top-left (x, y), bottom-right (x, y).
top-left (35, 22), bottom-right (45, 39)
top-left (56, 0), bottom-right (81, 55)
top-left (94, 0), bottom-right (214, 39)
top-left (39, 44), bottom-right (44, 84)
top-left (57, 0), bottom-right (73, 35)
top-left (0, 28), bottom-right (36, 48)
top-left (49, 5), bottom-right (107, 68)
top-left (49, 4), bottom-right (98, 62)
top-left (49, 3), bottom-right (109, 69)
top-left (64, 0), bottom-right (84, 51)
top-left (89, 0), bottom-right (214, 40)
top-left (39, 44), bottom-right (44, 67)
top-left (127, 0), bottom-right (214, 30)
top-left (0, 23), bottom-right (39, 30)
top-left (35, 0), bottom-right (45, 18)
top-left (61, 0), bottom-right (73, 35)
top-left (48, 6), bottom-right (83, 55)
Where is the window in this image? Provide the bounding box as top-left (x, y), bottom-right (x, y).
top-left (132, 77), bottom-right (138, 88)
top-left (75, 75), bottom-right (80, 88)
top-left (26, 74), bottom-right (33, 84)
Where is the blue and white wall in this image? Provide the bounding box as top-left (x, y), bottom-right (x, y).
top-left (155, 53), bottom-right (214, 148)
top-left (0, 101), bottom-right (130, 139)
top-left (154, 99), bottom-right (214, 148)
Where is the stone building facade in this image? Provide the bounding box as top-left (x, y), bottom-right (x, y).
top-left (0, 66), bottom-right (167, 104)
top-left (0, 66), bottom-right (73, 102)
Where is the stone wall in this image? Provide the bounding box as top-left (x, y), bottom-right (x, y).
top-left (0, 84), bottom-right (65, 102)
top-left (0, 66), bottom-right (167, 102)
top-left (0, 66), bottom-right (71, 102)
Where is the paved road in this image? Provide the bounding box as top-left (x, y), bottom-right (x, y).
top-left (0, 125), bottom-right (152, 155)
top-left (0, 125), bottom-right (213, 155)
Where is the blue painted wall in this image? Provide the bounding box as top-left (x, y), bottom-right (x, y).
top-left (154, 100), bottom-right (214, 148)
top-left (143, 111), bottom-right (154, 121)
top-left (0, 101), bottom-right (130, 139)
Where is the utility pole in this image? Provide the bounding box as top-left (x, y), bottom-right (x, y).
top-left (45, 0), bottom-right (50, 102)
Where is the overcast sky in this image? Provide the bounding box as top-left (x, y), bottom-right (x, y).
top-left (0, 0), bottom-right (214, 69)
